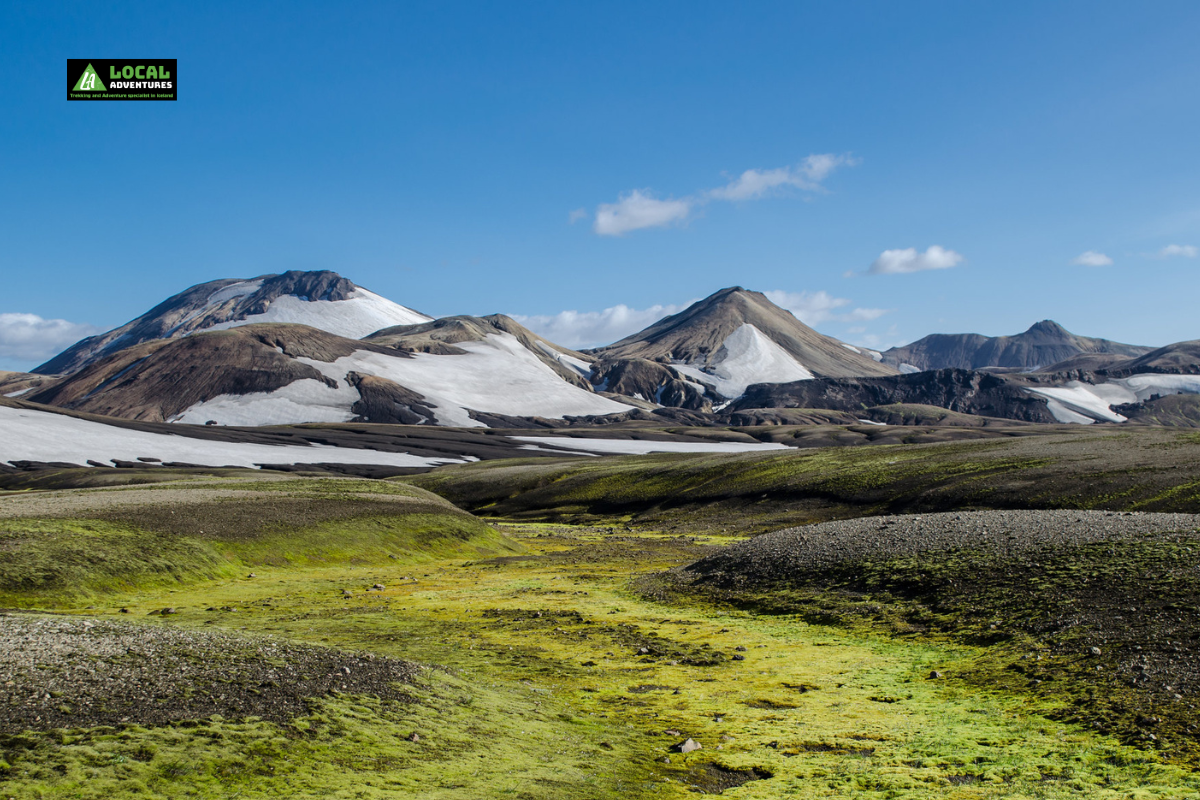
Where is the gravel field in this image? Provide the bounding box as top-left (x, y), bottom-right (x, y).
top-left (0, 613), bottom-right (421, 733)
top-left (682, 509), bottom-right (1200, 582)
top-left (0, 483), bottom-right (426, 521)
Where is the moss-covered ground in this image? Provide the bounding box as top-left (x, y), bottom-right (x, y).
top-left (6, 521), bottom-right (1200, 798)
top-left (406, 428), bottom-right (1200, 533)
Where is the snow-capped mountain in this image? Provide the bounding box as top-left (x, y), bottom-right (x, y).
top-left (27, 318), bottom-right (634, 428)
top-left (881, 320), bottom-right (1152, 373)
top-left (35, 271), bottom-right (431, 375)
top-left (589, 287), bottom-right (896, 409)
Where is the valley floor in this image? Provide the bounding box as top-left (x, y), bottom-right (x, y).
top-left (4, 523), bottom-right (1199, 798)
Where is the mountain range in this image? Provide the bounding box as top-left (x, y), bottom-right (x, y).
top-left (4, 269), bottom-right (1199, 432)
top-left (880, 320), bottom-right (1153, 373)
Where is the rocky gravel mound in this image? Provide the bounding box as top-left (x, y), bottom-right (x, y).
top-left (681, 510), bottom-right (1200, 583)
top-left (0, 613), bottom-right (421, 733)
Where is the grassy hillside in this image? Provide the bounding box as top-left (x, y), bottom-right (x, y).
top-left (405, 427), bottom-right (1200, 534)
top-left (0, 476), bottom-right (522, 607)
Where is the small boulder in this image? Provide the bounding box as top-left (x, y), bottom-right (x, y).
top-left (407, 732), bottom-right (420, 742)
top-left (734, 645), bottom-right (747, 652)
top-left (1090, 646), bottom-right (1102, 656)
top-left (672, 738), bottom-right (702, 754)
top-left (247, 573), bottom-right (257, 578)
top-left (929, 670), bottom-right (943, 679)
top-left (732, 654), bottom-right (745, 661)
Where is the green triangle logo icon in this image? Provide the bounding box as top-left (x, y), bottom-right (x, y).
top-left (72, 63), bottom-right (106, 92)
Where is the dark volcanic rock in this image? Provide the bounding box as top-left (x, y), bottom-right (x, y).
top-left (728, 369), bottom-right (1060, 423)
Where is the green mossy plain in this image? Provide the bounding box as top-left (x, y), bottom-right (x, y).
top-left (5, 448), bottom-right (1200, 798)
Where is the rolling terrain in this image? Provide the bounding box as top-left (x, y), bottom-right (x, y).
top-left (6, 430), bottom-right (1200, 797)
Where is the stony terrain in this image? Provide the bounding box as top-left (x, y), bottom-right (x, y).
top-left (681, 509), bottom-right (1200, 582)
top-left (0, 612), bottom-right (420, 732)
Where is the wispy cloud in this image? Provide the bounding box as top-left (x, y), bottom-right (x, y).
top-left (868, 246), bottom-right (964, 275)
top-left (567, 208), bottom-right (588, 224)
top-left (762, 290), bottom-right (887, 326)
top-left (593, 191), bottom-right (691, 236)
top-left (0, 313), bottom-right (99, 367)
top-left (589, 154), bottom-right (857, 236)
top-left (512, 301), bottom-right (695, 349)
top-left (707, 154), bottom-right (860, 201)
top-left (1070, 250), bottom-right (1113, 267)
top-left (1159, 244), bottom-right (1198, 258)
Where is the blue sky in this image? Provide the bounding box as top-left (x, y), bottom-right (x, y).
top-left (2, 1), bottom-right (1199, 371)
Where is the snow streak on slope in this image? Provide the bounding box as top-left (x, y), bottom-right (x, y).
top-left (1027, 374), bottom-right (1200, 424)
top-left (173, 332), bottom-right (635, 428)
top-left (535, 341), bottom-right (592, 378)
top-left (671, 324), bottom-right (814, 398)
top-left (206, 288), bottom-right (432, 339)
top-left (0, 406), bottom-right (461, 469)
top-left (512, 436), bottom-right (789, 455)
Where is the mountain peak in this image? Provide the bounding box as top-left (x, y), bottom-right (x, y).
top-left (35, 270), bottom-right (431, 375)
top-left (595, 286), bottom-right (896, 394)
top-left (1025, 319), bottom-right (1069, 337)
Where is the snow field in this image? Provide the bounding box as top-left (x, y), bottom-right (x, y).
top-left (174, 332), bottom-right (635, 428)
top-left (671, 324), bottom-right (814, 399)
top-left (0, 405), bottom-right (461, 469)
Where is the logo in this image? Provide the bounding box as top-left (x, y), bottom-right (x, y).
top-left (72, 63), bottom-right (105, 92)
top-left (68, 59), bottom-right (176, 101)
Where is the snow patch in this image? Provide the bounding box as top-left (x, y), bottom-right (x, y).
top-left (510, 436), bottom-right (790, 455)
top-left (3, 388), bottom-right (34, 398)
top-left (841, 343), bottom-right (861, 354)
top-left (1025, 373), bottom-right (1200, 424)
top-left (856, 418), bottom-right (886, 426)
top-left (898, 363), bottom-right (921, 374)
top-left (206, 288), bottom-right (431, 339)
top-left (0, 405), bottom-right (461, 469)
top-left (174, 332), bottom-right (635, 428)
top-left (1026, 383), bottom-right (1129, 423)
top-left (671, 324), bottom-right (813, 398)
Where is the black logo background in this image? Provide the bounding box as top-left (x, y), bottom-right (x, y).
top-left (67, 59), bottom-right (178, 101)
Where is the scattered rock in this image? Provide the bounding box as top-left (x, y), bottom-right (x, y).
top-left (1091, 646), bottom-right (1103, 656)
top-left (673, 738), bottom-right (702, 754)
top-left (734, 645), bottom-right (747, 652)
top-left (407, 732), bottom-right (420, 742)
top-left (929, 670), bottom-right (943, 679)
top-left (372, 584), bottom-right (386, 590)
top-left (247, 573), bottom-right (257, 579)
top-left (732, 654), bottom-right (745, 661)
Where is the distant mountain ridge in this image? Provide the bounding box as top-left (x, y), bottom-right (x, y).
top-left (881, 320), bottom-right (1152, 372)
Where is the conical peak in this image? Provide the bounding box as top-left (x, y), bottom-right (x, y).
top-left (1025, 320), bottom-right (1069, 337)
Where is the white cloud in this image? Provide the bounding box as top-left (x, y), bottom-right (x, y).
top-left (593, 190), bottom-right (691, 236)
top-left (1070, 250), bottom-right (1113, 267)
top-left (568, 208), bottom-right (588, 224)
top-left (868, 245), bottom-right (964, 275)
top-left (589, 153), bottom-right (857, 236)
top-left (513, 301), bottom-right (695, 349)
top-left (762, 290), bottom-right (887, 326)
top-left (0, 313), bottom-right (100, 366)
top-left (1160, 244), bottom-right (1198, 258)
top-left (707, 154), bottom-right (859, 201)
